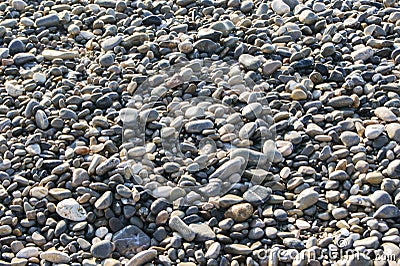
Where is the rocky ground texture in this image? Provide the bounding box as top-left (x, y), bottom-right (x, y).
top-left (0, 0), bottom-right (400, 265)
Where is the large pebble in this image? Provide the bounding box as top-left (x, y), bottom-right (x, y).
top-left (239, 54), bottom-right (261, 71)
top-left (56, 198), bottom-right (87, 221)
top-left (40, 251), bottom-right (70, 263)
top-left (387, 160), bottom-right (400, 178)
top-left (243, 185), bottom-right (271, 205)
top-left (112, 226), bottom-right (151, 255)
top-left (16, 247), bottom-right (39, 258)
top-left (351, 47), bottom-right (374, 61)
top-left (225, 203), bottom-right (253, 222)
top-left (224, 244), bottom-right (252, 255)
top-left (42, 49), bottom-right (78, 60)
top-left (374, 204), bottom-right (400, 218)
top-left (91, 240), bottom-right (114, 259)
top-left (185, 119), bottom-right (214, 133)
top-left (386, 123), bottom-right (400, 142)
top-left (169, 216), bottom-right (196, 241)
top-left (95, 191), bottom-right (113, 210)
top-left (295, 188), bottom-right (319, 210)
top-left (271, 0), bottom-right (290, 15)
top-left (127, 250), bottom-right (157, 266)
top-left (365, 124), bottom-right (384, 139)
top-left (375, 107), bottom-right (397, 122)
top-left (36, 14), bottom-right (59, 27)
top-left (102, 36), bottom-right (123, 51)
top-left (299, 10), bottom-right (318, 25)
top-left (340, 131), bottom-right (360, 147)
top-left (35, 110), bottom-right (49, 130)
top-left (210, 21), bottom-right (235, 36)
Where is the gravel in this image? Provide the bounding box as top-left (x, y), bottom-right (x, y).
top-left (0, 0), bottom-right (400, 265)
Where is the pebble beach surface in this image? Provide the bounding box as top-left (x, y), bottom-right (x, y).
top-left (0, 0), bottom-right (400, 265)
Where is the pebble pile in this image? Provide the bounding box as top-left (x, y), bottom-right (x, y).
top-left (0, 0), bottom-right (399, 265)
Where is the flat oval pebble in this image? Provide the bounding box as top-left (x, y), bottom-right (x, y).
top-left (40, 250), bottom-right (70, 263)
top-left (243, 185), bottom-right (271, 205)
top-left (364, 124), bottom-right (384, 139)
top-left (340, 131), bottom-right (360, 147)
top-left (127, 250), bottom-right (157, 266)
top-left (112, 226), bottom-right (150, 255)
top-left (224, 203), bottom-right (254, 222)
top-left (295, 188), bottom-right (319, 210)
top-left (375, 107), bottom-right (397, 122)
top-left (56, 198), bottom-right (87, 221)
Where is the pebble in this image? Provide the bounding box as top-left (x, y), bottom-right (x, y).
top-left (30, 187), bottom-right (48, 199)
top-left (374, 204), bottom-right (400, 219)
top-left (353, 236), bottom-right (379, 249)
top-left (239, 54), bottom-right (261, 70)
top-left (205, 242), bottom-right (221, 259)
top-left (332, 208), bottom-right (348, 219)
top-left (42, 49), bottom-right (78, 60)
top-left (35, 110), bottom-right (49, 130)
top-left (95, 191), bottom-right (113, 210)
top-left (142, 15), bottom-right (162, 26)
top-left (102, 36), bottom-right (122, 51)
top-left (193, 39), bottom-right (219, 52)
top-left (296, 220), bottom-right (310, 230)
top-left (72, 168), bottom-right (89, 187)
top-left (56, 198), bottom-right (87, 221)
top-left (0, 225), bottom-right (12, 236)
top-left (382, 243), bottom-right (400, 260)
top-left (386, 123), bottom-right (400, 142)
top-left (36, 14), bottom-right (59, 27)
top-left (283, 238), bottom-right (305, 249)
top-left (291, 89), bottom-right (307, 100)
top-left (351, 47), bottom-right (374, 61)
top-left (271, 0), bottom-right (290, 15)
top-left (12, 0), bottom-right (27, 10)
top-left (218, 194), bottom-right (243, 208)
top-left (112, 226), bottom-right (150, 255)
top-left (321, 42), bottom-right (335, 57)
top-left (16, 247), bottom-right (39, 258)
top-left (375, 107), bottom-right (397, 122)
top-left (189, 223), bottom-right (215, 241)
top-left (295, 188), bottom-right (319, 210)
top-left (8, 39), bottom-right (25, 55)
top-left (185, 119), bottom-right (214, 133)
top-left (40, 250), bottom-right (70, 264)
top-left (169, 216), bottom-right (196, 241)
top-left (91, 240), bottom-right (114, 259)
top-left (340, 131), bottom-right (360, 147)
top-left (224, 244), bottom-right (252, 255)
top-left (13, 53), bottom-right (35, 65)
top-left (96, 157), bottom-right (119, 175)
top-left (299, 10), bottom-right (319, 25)
top-left (225, 203), bottom-right (253, 222)
top-left (99, 54), bottom-right (114, 67)
top-left (387, 160), bottom-right (400, 178)
top-left (127, 250), bottom-right (157, 266)
top-left (364, 124), bottom-right (384, 139)
top-left (370, 190), bottom-right (392, 208)
top-left (178, 41), bottom-right (193, 53)
top-left (328, 96), bottom-right (353, 108)
top-left (33, 72), bottom-right (46, 83)
top-left (243, 185), bottom-right (271, 205)
top-left (210, 21), bottom-right (235, 36)
top-left (262, 61), bottom-right (282, 75)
